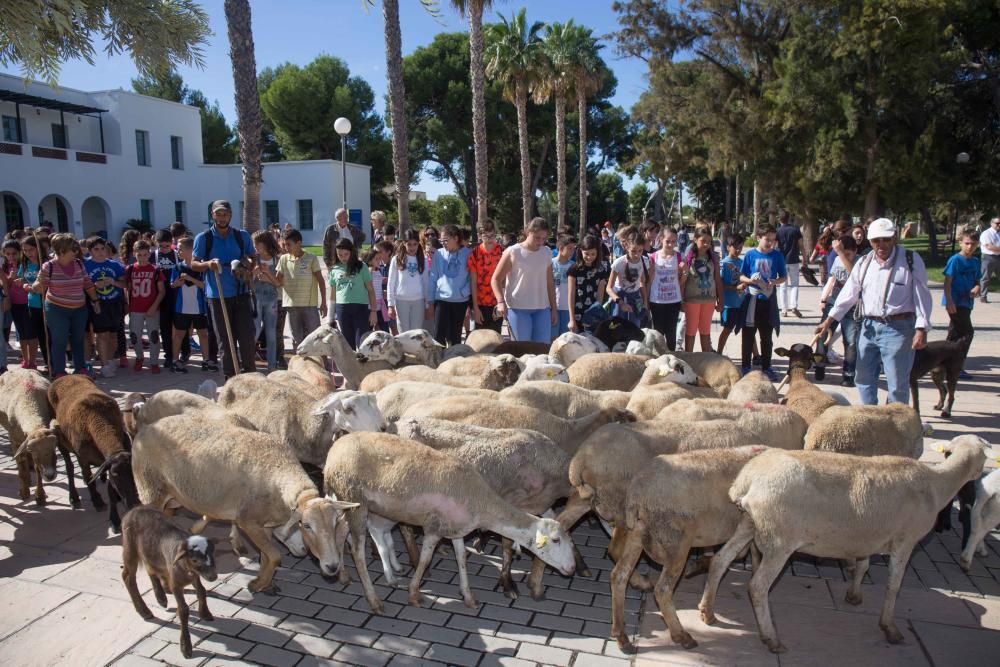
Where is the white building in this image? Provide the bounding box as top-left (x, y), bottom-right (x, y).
top-left (0, 73), bottom-right (372, 246)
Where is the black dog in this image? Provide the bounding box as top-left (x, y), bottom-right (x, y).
top-left (909, 336), bottom-right (971, 419)
top-left (593, 317), bottom-right (643, 351)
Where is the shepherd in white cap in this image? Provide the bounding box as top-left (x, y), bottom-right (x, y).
top-left (816, 217), bottom-right (932, 405)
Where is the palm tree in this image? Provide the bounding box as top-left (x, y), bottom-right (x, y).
top-left (567, 26), bottom-right (605, 238)
top-left (381, 0), bottom-right (411, 231)
top-left (486, 9), bottom-right (544, 229)
top-left (451, 0), bottom-right (494, 226)
top-left (535, 21), bottom-right (577, 233)
top-left (224, 0), bottom-right (264, 232)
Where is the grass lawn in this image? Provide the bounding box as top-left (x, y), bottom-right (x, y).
top-left (304, 245), bottom-right (323, 257)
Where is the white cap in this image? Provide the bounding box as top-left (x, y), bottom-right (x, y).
top-left (867, 218), bottom-right (896, 240)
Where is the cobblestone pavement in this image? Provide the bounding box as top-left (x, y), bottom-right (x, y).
top-left (0, 283), bottom-right (997, 666)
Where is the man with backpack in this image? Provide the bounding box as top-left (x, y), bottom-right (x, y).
top-left (190, 200), bottom-right (257, 378)
top-left (816, 218), bottom-right (932, 405)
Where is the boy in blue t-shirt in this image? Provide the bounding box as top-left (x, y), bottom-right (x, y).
top-left (739, 224), bottom-right (787, 380)
top-left (552, 235), bottom-right (577, 338)
top-left (717, 235), bottom-right (744, 355)
top-left (942, 229), bottom-right (981, 378)
top-left (84, 236), bottom-right (126, 377)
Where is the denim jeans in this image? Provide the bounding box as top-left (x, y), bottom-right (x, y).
top-left (817, 304), bottom-right (858, 378)
top-left (856, 317), bottom-right (916, 405)
top-left (44, 301), bottom-right (88, 375)
top-left (508, 307), bottom-right (552, 343)
top-left (254, 293), bottom-right (279, 370)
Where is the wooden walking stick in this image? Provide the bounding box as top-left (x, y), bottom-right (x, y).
top-left (212, 265), bottom-right (240, 376)
top-left (30, 230), bottom-right (52, 379)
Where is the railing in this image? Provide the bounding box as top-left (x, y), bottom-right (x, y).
top-left (0, 142), bottom-right (109, 163)
top-left (76, 151), bottom-right (106, 164)
top-left (31, 146), bottom-right (67, 160)
top-left (0, 142), bottom-right (22, 155)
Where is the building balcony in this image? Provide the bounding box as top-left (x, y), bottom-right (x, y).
top-left (0, 141), bottom-right (106, 163)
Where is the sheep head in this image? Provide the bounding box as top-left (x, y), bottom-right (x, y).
top-left (15, 426), bottom-right (59, 481)
top-left (524, 517), bottom-right (575, 576)
top-left (775, 344), bottom-right (826, 372)
top-left (297, 495), bottom-right (360, 577)
top-left (297, 323), bottom-right (348, 357)
top-left (625, 340), bottom-right (656, 356)
top-left (313, 391), bottom-right (387, 434)
top-left (395, 329), bottom-right (443, 355)
top-left (641, 328), bottom-right (669, 355)
top-left (550, 332), bottom-right (604, 367)
top-left (482, 354), bottom-right (522, 390)
top-left (594, 317), bottom-right (643, 349)
top-left (176, 535), bottom-right (218, 582)
top-left (357, 331), bottom-right (404, 366)
top-left (644, 354), bottom-right (701, 386)
top-left (94, 451), bottom-right (140, 509)
top-left (518, 362), bottom-right (569, 383)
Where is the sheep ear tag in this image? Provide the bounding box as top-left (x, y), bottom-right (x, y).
top-left (658, 367), bottom-right (670, 377)
top-left (546, 369), bottom-right (556, 378)
top-left (535, 530), bottom-right (548, 549)
top-left (609, 322), bottom-right (619, 329)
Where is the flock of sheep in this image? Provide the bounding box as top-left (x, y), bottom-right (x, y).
top-left (1, 321), bottom-right (998, 659)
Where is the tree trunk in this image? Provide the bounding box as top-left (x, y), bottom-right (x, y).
top-left (734, 169), bottom-right (741, 230)
top-left (224, 0), bottom-right (263, 232)
top-left (753, 179), bottom-right (760, 228)
top-left (383, 0), bottom-right (410, 232)
top-left (468, 0), bottom-right (488, 226)
top-left (921, 206), bottom-right (938, 262)
top-left (577, 87), bottom-right (588, 238)
top-left (516, 80), bottom-right (532, 229)
top-left (528, 136), bottom-right (550, 220)
top-left (555, 93), bottom-right (567, 232)
top-left (724, 172), bottom-right (732, 224)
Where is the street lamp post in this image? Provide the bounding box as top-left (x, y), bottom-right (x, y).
top-left (334, 117), bottom-right (352, 217)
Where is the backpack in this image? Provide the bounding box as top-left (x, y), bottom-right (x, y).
top-left (200, 227), bottom-right (252, 295)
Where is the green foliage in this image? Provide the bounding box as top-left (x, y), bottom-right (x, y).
top-left (584, 172), bottom-right (628, 228)
top-left (258, 55), bottom-right (393, 204)
top-left (0, 0), bottom-right (209, 84)
top-left (627, 182), bottom-right (651, 221)
top-left (125, 218), bottom-right (153, 234)
top-left (386, 195), bottom-right (470, 230)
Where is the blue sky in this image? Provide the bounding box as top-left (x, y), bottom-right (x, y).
top-left (10, 0), bottom-right (650, 199)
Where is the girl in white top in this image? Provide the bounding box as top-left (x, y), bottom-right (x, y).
top-left (491, 217), bottom-right (557, 342)
top-left (607, 224), bottom-right (650, 327)
top-left (647, 226), bottom-right (684, 350)
top-left (386, 229), bottom-right (431, 333)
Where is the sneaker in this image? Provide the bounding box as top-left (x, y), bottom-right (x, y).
top-left (134, 359), bottom-right (143, 372)
top-left (763, 368), bottom-right (780, 382)
top-left (958, 370), bottom-right (973, 380)
top-left (163, 360), bottom-right (173, 370)
top-left (781, 310), bottom-right (789, 318)
top-left (119, 355), bottom-right (128, 368)
top-left (826, 349), bottom-right (843, 364)
top-left (171, 364), bottom-right (188, 374)
top-left (202, 360), bottom-right (219, 372)
top-left (981, 296), bottom-right (988, 304)
top-left (841, 376), bottom-right (855, 388)
top-left (101, 365), bottom-right (116, 378)
top-left (151, 364), bottom-right (161, 374)
top-left (741, 365), bottom-right (752, 377)
top-left (190, 340), bottom-right (201, 351)
top-left (792, 308), bottom-right (803, 318)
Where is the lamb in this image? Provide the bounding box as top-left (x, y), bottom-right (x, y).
top-left (218, 374), bottom-right (386, 467)
top-left (726, 370), bottom-right (780, 405)
top-left (499, 381), bottom-right (629, 419)
top-left (610, 446), bottom-right (769, 652)
top-left (287, 354), bottom-right (337, 393)
top-left (395, 417), bottom-right (590, 599)
top-left (359, 355), bottom-right (521, 393)
top-left (672, 351), bottom-right (742, 397)
top-left (960, 469), bottom-right (1000, 572)
top-left (323, 432), bottom-right (577, 613)
top-left (775, 344), bottom-right (839, 424)
top-left (48, 375), bottom-right (139, 532)
top-left (133, 412), bottom-right (359, 593)
top-left (657, 399), bottom-right (808, 451)
top-left (121, 506), bottom-right (218, 658)
top-left (0, 369), bottom-right (58, 505)
top-left (401, 398), bottom-right (635, 454)
top-left (549, 331), bottom-right (608, 367)
top-left (465, 328), bottom-right (503, 352)
top-left (375, 382), bottom-right (497, 423)
top-left (567, 353), bottom-right (651, 391)
top-left (700, 436), bottom-right (988, 653)
top-left (804, 403), bottom-right (924, 459)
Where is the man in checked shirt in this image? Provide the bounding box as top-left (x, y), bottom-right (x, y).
top-left (816, 218), bottom-right (932, 405)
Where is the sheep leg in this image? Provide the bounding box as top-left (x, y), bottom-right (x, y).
top-left (174, 587), bottom-right (194, 659)
top-left (845, 557), bottom-right (869, 605)
top-left (366, 515), bottom-right (400, 586)
top-left (555, 491), bottom-right (594, 578)
top-left (121, 557), bottom-right (154, 621)
top-left (879, 545), bottom-right (914, 644)
top-left (960, 494), bottom-right (996, 570)
top-left (452, 538), bottom-right (478, 608)
top-left (748, 546), bottom-right (794, 653)
top-left (653, 531), bottom-right (698, 649)
top-left (700, 515), bottom-right (755, 625)
top-left (58, 444), bottom-right (81, 509)
top-left (610, 526), bottom-right (645, 653)
top-left (408, 533), bottom-right (443, 608)
top-left (497, 537), bottom-right (519, 600)
top-left (400, 524), bottom-right (420, 569)
top-left (193, 577), bottom-right (213, 621)
top-left (148, 571), bottom-right (169, 608)
top-left (108, 485), bottom-right (123, 534)
top-left (238, 522), bottom-right (281, 595)
top-left (347, 510), bottom-right (384, 614)
top-left (32, 461), bottom-right (47, 506)
top-left (80, 461), bottom-right (106, 511)
top-left (15, 454), bottom-right (30, 501)
top-left (609, 524), bottom-right (652, 591)
top-left (229, 524), bottom-right (251, 557)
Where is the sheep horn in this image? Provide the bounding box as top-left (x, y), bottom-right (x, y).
top-left (14, 439), bottom-right (30, 459)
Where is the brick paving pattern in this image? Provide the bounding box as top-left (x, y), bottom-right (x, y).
top-left (1, 283), bottom-right (998, 666)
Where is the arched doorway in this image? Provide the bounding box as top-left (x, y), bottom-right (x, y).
top-left (1, 191), bottom-right (28, 235)
top-left (81, 196), bottom-right (111, 239)
top-left (37, 194), bottom-right (72, 233)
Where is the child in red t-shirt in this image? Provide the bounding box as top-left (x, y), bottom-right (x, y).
top-left (125, 240), bottom-right (166, 372)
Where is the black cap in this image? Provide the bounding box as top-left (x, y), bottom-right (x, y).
top-left (211, 200), bottom-right (232, 213)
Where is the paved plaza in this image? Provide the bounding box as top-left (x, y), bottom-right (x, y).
top-left (1, 282), bottom-right (998, 666)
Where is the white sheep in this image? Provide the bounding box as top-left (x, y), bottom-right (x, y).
top-left (700, 436), bottom-right (988, 653)
top-left (441, 343), bottom-right (476, 360)
top-left (359, 354), bottom-right (521, 393)
top-left (266, 370), bottom-right (329, 400)
top-left (287, 354), bottom-right (338, 393)
top-left (549, 331), bottom-right (608, 367)
top-left (218, 374), bottom-right (386, 467)
top-left (635, 354), bottom-right (703, 388)
top-left (465, 328), bottom-right (503, 352)
top-left (195, 379), bottom-right (218, 401)
top-left (624, 383), bottom-right (717, 420)
top-left (567, 352), bottom-right (652, 391)
top-left (133, 411), bottom-right (359, 593)
top-left (125, 389), bottom-right (251, 437)
top-left (610, 446), bottom-right (769, 652)
top-left (298, 324), bottom-right (393, 389)
top-left (323, 432), bottom-right (577, 613)
top-left (395, 417), bottom-right (590, 599)
top-left (394, 328), bottom-right (445, 367)
top-left (804, 403), bottom-right (924, 459)
top-left (640, 327), bottom-right (669, 355)
top-left (515, 356), bottom-right (569, 383)
top-left (672, 351), bottom-right (742, 397)
top-left (375, 382), bottom-right (497, 423)
top-left (657, 398), bottom-right (808, 451)
top-left (357, 330), bottom-right (405, 366)
top-left (726, 370), bottom-right (780, 405)
top-left (774, 344), bottom-right (839, 424)
top-left (499, 381), bottom-right (630, 419)
top-left (959, 469), bottom-right (1000, 572)
top-left (0, 369), bottom-right (58, 505)
top-left (625, 340), bottom-right (656, 356)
